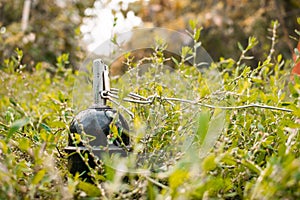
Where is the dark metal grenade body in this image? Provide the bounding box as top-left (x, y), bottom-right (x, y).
top-left (65, 106), bottom-right (130, 181)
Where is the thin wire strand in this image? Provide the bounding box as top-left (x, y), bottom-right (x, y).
top-left (107, 97), bottom-right (135, 118)
top-left (103, 88), bottom-right (293, 113)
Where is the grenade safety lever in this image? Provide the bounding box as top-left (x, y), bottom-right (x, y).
top-left (92, 59), bottom-right (110, 106)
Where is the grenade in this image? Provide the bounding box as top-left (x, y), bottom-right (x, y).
top-left (65, 59), bottom-right (130, 181)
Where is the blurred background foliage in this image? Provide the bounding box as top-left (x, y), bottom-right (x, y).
top-left (132, 0), bottom-right (300, 61)
top-left (0, 0), bottom-right (94, 69)
top-left (0, 0), bottom-right (299, 70)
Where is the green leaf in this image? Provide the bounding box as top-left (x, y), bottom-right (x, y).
top-left (238, 42), bottom-right (244, 52)
top-left (200, 109), bottom-right (225, 155)
top-left (0, 140), bottom-right (8, 154)
top-left (32, 169), bottom-right (46, 185)
top-left (147, 181), bottom-right (157, 200)
top-left (15, 48), bottom-right (23, 59)
top-left (294, 73), bottom-right (300, 84)
top-left (171, 56), bottom-right (179, 66)
top-left (181, 46), bottom-right (192, 57)
top-left (221, 154), bottom-right (236, 165)
top-left (40, 123), bottom-right (51, 132)
top-left (156, 85), bottom-right (163, 96)
top-left (202, 154), bottom-right (217, 172)
top-left (169, 168), bottom-right (189, 191)
top-left (241, 160), bottom-right (261, 174)
top-left (78, 181), bottom-right (101, 197)
top-left (194, 28), bottom-right (202, 41)
top-left (189, 19), bottom-right (197, 30)
top-left (7, 118), bottom-right (29, 140)
top-left (9, 97), bottom-right (17, 106)
top-left (288, 82), bottom-right (299, 98)
top-left (109, 123), bottom-right (119, 138)
top-left (18, 137), bottom-right (30, 152)
top-left (247, 36), bottom-right (258, 49)
top-left (280, 102), bottom-right (292, 106)
top-left (196, 111), bottom-right (210, 145)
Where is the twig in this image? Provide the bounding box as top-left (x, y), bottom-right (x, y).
top-left (274, 0), bottom-right (294, 53)
top-left (0, 121), bottom-right (8, 128)
top-left (144, 175), bottom-right (169, 189)
top-left (56, 146), bottom-right (64, 158)
top-left (196, 103), bottom-right (293, 112)
top-left (267, 21), bottom-right (278, 60)
top-left (163, 97), bottom-right (292, 112)
top-left (21, 0), bottom-right (31, 32)
top-left (107, 97), bottom-right (135, 118)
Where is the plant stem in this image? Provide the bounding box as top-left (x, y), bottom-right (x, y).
top-left (144, 175), bottom-right (169, 189)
